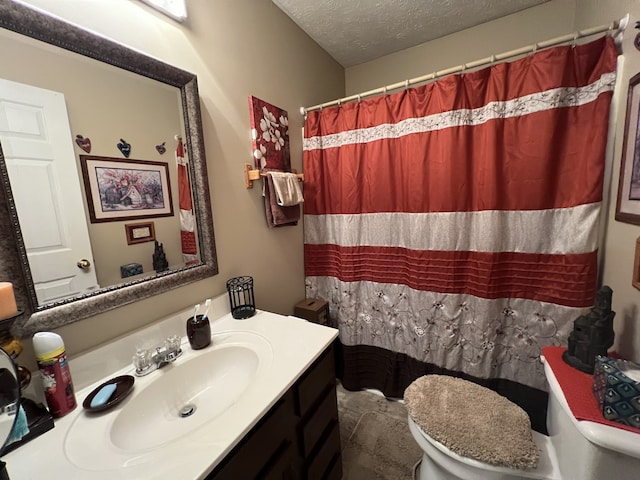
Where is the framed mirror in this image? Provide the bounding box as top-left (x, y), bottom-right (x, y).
top-left (0, 0), bottom-right (218, 336)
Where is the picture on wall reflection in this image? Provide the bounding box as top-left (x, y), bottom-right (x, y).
top-left (80, 155), bottom-right (174, 223)
top-left (617, 73), bottom-right (640, 226)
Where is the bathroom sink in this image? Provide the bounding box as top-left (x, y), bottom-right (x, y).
top-left (64, 330), bottom-right (273, 471)
top-left (111, 344), bottom-right (260, 450)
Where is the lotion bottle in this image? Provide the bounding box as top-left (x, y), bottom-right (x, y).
top-left (33, 332), bottom-right (77, 418)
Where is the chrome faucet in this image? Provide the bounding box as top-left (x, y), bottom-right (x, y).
top-left (133, 335), bottom-right (182, 376)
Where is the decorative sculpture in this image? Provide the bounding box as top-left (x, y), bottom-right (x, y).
top-left (152, 241), bottom-right (169, 273)
top-left (562, 286), bottom-right (616, 373)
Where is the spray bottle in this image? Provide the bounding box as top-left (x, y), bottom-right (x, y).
top-left (33, 332), bottom-right (76, 418)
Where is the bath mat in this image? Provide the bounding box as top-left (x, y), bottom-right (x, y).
top-left (404, 375), bottom-right (539, 470)
top-left (341, 410), bottom-right (422, 480)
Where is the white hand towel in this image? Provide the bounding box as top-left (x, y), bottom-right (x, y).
top-left (268, 171), bottom-right (304, 206)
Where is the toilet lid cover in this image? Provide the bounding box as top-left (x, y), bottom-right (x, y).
top-left (404, 375), bottom-right (539, 469)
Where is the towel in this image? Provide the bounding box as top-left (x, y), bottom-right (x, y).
top-left (268, 171), bottom-right (303, 206)
top-left (263, 174), bottom-right (300, 227)
top-left (6, 404), bottom-right (29, 445)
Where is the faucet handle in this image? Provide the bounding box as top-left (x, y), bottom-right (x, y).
top-left (163, 335), bottom-right (183, 362)
top-left (165, 335), bottom-right (182, 353)
top-left (133, 348), bottom-right (153, 373)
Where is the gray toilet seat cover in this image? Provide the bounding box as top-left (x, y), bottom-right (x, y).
top-left (404, 375), bottom-right (539, 470)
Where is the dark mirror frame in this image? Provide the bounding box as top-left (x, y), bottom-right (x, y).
top-left (0, 0), bottom-right (218, 337)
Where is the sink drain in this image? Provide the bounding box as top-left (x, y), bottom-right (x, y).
top-left (179, 404), bottom-right (196, 418)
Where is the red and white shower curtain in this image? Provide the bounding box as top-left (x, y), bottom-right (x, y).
top-left (177, 139), bottom-right (199, 265)
top-left (303, 36), bottom-right (617, 430)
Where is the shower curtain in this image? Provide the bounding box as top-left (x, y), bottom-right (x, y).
top-left (302, 36), bottom-right (617, 432)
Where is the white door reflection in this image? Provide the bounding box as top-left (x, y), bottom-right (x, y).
top-left (0, 78), bottom-right (99, 303)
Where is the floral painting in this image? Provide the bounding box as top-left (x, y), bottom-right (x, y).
top-left (80, 155), bottom-right (174, 223)
top-left (248, 96), bottom-right (290, 171)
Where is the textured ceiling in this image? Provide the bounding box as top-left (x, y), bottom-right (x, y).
top-left (272, 0), bottom-right (549, 67)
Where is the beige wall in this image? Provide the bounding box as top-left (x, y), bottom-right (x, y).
top-left (346, 0), bottom-right (640, 361)
top-left (12, 0), bottom-right (344, 366)
top-left (0, 30), bottom-right (184, 288)
top-left (346, 0), bottom-right (576, 95)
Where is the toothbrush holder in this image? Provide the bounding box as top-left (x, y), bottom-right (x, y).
top-left (186, 314), bottom-right (211, 350)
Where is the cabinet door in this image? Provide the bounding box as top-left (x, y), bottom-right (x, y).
top-left (207, 392), bottom-right (296, 480)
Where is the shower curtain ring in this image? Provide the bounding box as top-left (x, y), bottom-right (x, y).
top-left (405, 79), bottom-right (409, 90)
top-left (383, 86), bottom-right (387, 96)
top-left (357, 94), bottom-right (361, 103)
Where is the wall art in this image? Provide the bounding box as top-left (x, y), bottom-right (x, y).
top-left (248, 95), bottom-right (290, 171)
top-left (80, 155), bottom-right (174, 223)
top-left (75, 134), bottom-right (91, 153)
top-left (117, 138), bottom-right (132, 158)
top-left (125, 221), bottom-right (156, 245)
top-left (616, 73), bottom-right (640, 225)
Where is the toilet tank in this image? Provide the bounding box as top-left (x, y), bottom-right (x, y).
top-left (544, 358), bottom-right (640, 480)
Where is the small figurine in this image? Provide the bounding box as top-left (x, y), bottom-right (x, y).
top-left (152, 241), bottom-right (169, 273)
top-left (563, 286), bottom-right (616, 373)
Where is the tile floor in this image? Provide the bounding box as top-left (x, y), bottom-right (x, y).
top-left (336, 382), bottom-right (423, 480)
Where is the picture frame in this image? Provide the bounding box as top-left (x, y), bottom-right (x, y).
top-left (248, 96), bottom-right (291, 171)
top-left (615, 73), bottom-right (640, 225)
top-left (633, 237), bottom-right (640, 291)
top-left (80, 155), bottom-right (174, 223)
top-left (125, 221), bottom-right (156, 245)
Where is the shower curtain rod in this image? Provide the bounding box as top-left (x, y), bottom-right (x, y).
top-left (300, 15), bottom-right (629, 116)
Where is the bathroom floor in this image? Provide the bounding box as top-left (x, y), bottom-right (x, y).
top-left (336, 382), bottom-right (422, 480)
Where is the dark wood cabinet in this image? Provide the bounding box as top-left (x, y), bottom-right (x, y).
top-left (207, 344), bottom-right (342, 480)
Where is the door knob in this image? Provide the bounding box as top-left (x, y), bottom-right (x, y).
top-left (77, 259), bottom-right (91, 270)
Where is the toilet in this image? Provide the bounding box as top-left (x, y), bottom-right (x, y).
top-left (407, 356), bottom-right (640, 480)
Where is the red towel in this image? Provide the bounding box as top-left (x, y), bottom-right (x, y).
top-left (542, 346), bottom-right (639, 434)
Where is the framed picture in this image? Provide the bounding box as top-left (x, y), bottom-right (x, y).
top-left (125, 221), bottom-right (156, 245)
top-left (616, 73), bottom-right (640, 225)
top-left (80, 155), bottom-right (174, 223)
top-left (248, 96), bottom-right (291, 171)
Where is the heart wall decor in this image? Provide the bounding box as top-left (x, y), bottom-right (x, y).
top-left (75, 134), bottom-right (91, 153)
top-left (156, 142), bottom-right (166, 155)
top-left (117, 138), bottom-right (131, 158)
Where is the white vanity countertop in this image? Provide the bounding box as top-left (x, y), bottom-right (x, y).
top-left (5, 296), bottom-right (338, 479)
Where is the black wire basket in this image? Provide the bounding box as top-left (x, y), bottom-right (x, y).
top-left (226, 276), bottom-right (256, 319)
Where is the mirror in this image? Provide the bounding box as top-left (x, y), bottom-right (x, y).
top-left (0, 0), bottom-right (218, 336)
